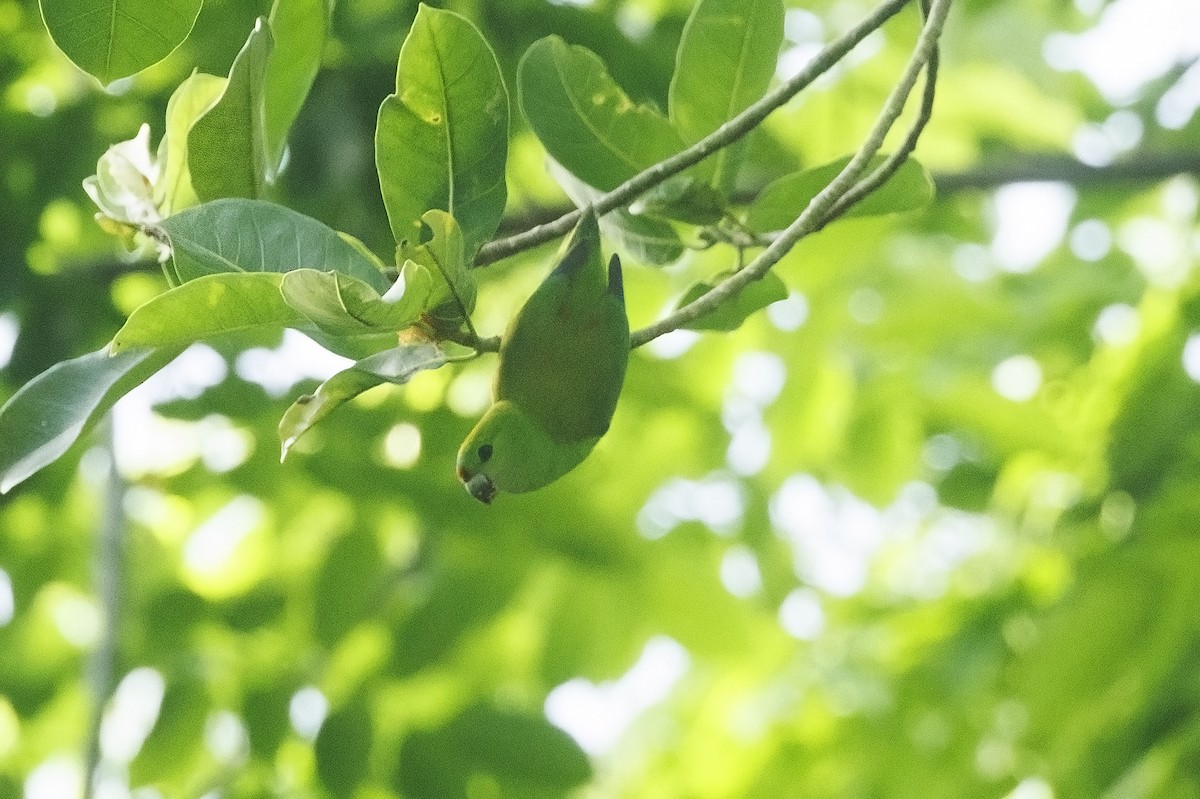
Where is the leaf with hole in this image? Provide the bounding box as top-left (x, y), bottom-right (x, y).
top-left (400, 210), bottom-right (477, 322)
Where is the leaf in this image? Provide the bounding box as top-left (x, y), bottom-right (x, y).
top-left (0, 346), bottom-right (180, 493)
top-left (188, 19), bottom-right (274, 202)
top-left (159, 72), bottom-right (227, 217)
top-left (264, 0), bottom-right (329, 170)
top-left (314, 699), bottom-right (373, 799)
top-left (402, 210), bottom-right (477, 319)
top-left (446, 706), bottom-right (592, 790)
top-left (747, 155), bottom-right (935, 232)
top-left (375, 6), bottom-right (509, 255)
top-left (278, 342), bottom-right (446, 460)
top-left (676, 270), bottom-right (788, 331)
top-left (278, 265), bottom-right (432, 337)
top-left (110, 273), bottom-right (305, 353)
top-left (156, 199), bottom-right (389, 292)
top-left (550, 162), bottom-right (683, 266)
top-left (38, 0), bottom-right (203, 86)
top-left (669, 0), bottom-right (784, 194)
top-left (129, 675), bottom-right (209, 785)
top-left (395, 705), bottom-right (591, 799)
top-left (518, 36), bottom-right (685, 192)
top-left (629, 174), bottom-right (726, 225)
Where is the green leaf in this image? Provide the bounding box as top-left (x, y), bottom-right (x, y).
top-left (264, 0), bottom-right (329, 170)
top-left (550, 162), bottom-right (683, 266)
top-left (278, 265), bottom-right (432, 337)
top-left (676, 270), bottom-right (788, 331)
top-left (278, 342), bottom-right (446, 460)
top-left (747, 155), bottom-right (935, 232)
top-left (156, 199), bottom-right (389, 292)
top-left (669, 0), bottom-right (784, 194)
top-left (110, 273), bottom-right (304, 353)
top-left (0, 346), bottom-right (180, 493)
top-left (159, 72), bottom-right (227, 216)
top-left (375, 6), bottom-right (509, 254)
top-left (39, 0), bottom-right (202, 86)
top-left (446, 705), bottom-right (592, 790)
top-left (129, 675), bottom-right (209, 785)
top-left (188, 19), bottom-right (274, 202)
top-left (629, 174), bottom-right (726, 225)
top-left (314, 699), bottom-right (373, 799)
top-left (402, 210), bottom-right (477, 319)
top-left (395, 705), bottom-right (591, 799)
top-left (518, 36), bottom-right (685, 192)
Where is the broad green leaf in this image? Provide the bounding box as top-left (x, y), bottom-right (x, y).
top-left (401, 210), bottom-right (477, 318)
top-left (278, 265), bottom-right (432, 337)
top-left (551, 162), bottom-right (683, 266)
top-left (518, 36), bottom-right (685, 192)
top-left (747, 155), bottom-right (935, 232)
top-left (156, 199), bottom-right (389, 292)
top-left (0, 346), bottom-right (180, 493)
top-left (279, 342), bottom-right (446, 459)
top-left (188, 19), bottom-right (274, 202)
top-left (314, 699), bottom-right (373, 798)
top-left (395, 705), bottom-right (591, 799)
top-left (110, 273), bottom-right (304, 353)
top-left (375, 6), bottom-right (509, 254)
top-left (159, 72), bottom-right (227, 216)
top-left (129, 676), bottom-right (209, 785)
top-left (264, 0), bottom-right (329, 170)
top-left (675, 270), bottom-right (788, 331)
top-left (39, 0), bottom-right (202, 86)
top-left (669, 0), bottom-right (784, 194)
top-left (445, 705), bottom-right (592, 790)
top-left (629, 174), bottom-right (726, 225)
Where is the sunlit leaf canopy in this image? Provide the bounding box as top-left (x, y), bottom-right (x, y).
top-left (3, 0), bottom-right (1200, 797)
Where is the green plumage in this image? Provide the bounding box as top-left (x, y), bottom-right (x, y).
top-left (457, 211), bottom-right (630, 502)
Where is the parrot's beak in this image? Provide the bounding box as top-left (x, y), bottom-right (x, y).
top-left (464, 472), bottom-right (497, 504)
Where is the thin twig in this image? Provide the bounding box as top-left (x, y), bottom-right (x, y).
top-left (817, 0), bottom-right (940, 229)
top-left (630, 0), bottom-right (953, 348)
top-left (473, 0), bottom-right (916, 268)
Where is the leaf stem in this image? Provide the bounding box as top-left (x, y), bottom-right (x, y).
top-left (630, 0), bottom-right (953, 348)
top-left (473, 0), bottom-right (916, 267)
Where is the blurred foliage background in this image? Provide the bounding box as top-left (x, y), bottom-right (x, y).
top-left (3, 0), bottom-right (1200, 797)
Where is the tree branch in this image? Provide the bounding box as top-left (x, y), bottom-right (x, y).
top-left (934, 150), bottom-right (1200, 193)
top-left (473, 0), bottom-right (917, 267)
top-left (630, 0), bottom-right (953, 348)
top-left (817, 0), bottom-right (939, 228)
top-left (83, 421), bottom-right (125, 799)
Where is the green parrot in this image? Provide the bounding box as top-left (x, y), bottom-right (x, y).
top-left (457, 210), bottom-right (630, 503)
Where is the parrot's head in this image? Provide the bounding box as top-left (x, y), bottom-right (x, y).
top-left (456, 401), bottom-right (595, 503)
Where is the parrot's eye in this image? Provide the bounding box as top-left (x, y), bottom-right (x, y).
top-left (477, 444), bottom-right (493, 463)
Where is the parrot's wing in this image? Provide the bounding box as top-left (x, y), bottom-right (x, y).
top-left (497, 225), bottom-right (629, 443)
